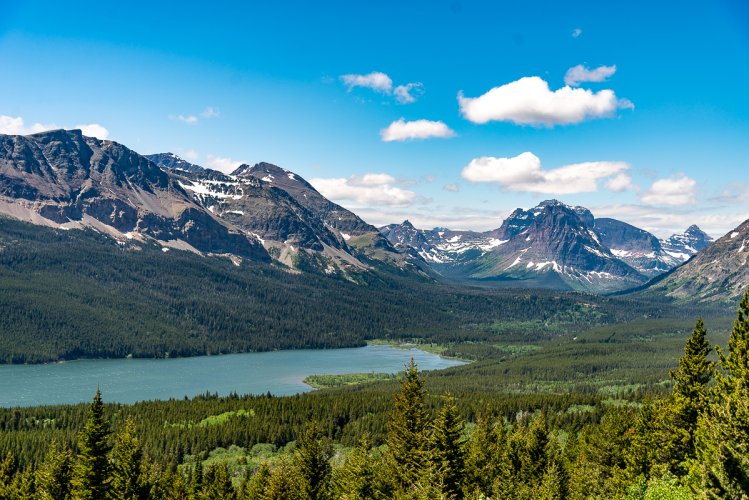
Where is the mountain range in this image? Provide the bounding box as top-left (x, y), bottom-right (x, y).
top-left (0, 129), bottom-right (425, 279)
top-left (1, 129), bottom-right (746, 301)
top-left (381, 200), bottom-right (713, 293)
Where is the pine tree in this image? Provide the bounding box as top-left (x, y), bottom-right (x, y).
top-left (386, 357), bottom-right (430, 491)
top-left (655, 319), bottom-right (713, 475)
top-left (333, 434), bottom-right (380, 500)
top-left (71, 389), bottom-right (112, 500)
top-left (463, 414), bottom-right (502, 497)
top-left (262, 458), bottom-right (301, 500)
top-left (37, 441), bottom-right (73, 500)
top-left (240, 462), bottom-right (271, 499)
top-left (294, 421), bottom-right (332, 500)
top-left (693, 290), bottom-right (749, 498)
top-left (430, 395), bottom-right (466, 499)
top-left (0, 452), bottom-right (16, 499)
top-left (110, 416), bottom-right (150, 500)
top-left (202, 461), bottom-right (235, 499)
top-left (192, 458), bottom-right (204, 498)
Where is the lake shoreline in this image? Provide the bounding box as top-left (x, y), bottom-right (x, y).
top-left (0, 344), bottom-right (465, 408)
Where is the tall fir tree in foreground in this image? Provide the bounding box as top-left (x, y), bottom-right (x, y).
top-left (693, 289), bottom-right (749, 498)
top-left (294, 420), bottom-right (332, 500)
top-left (110, 416), bottom-right (150, 500)
top-left (71, 388), bottom-right (111, 500)
top-left (386, 357), bottom-right (429, 492)
top-left (430, 394), bottom-right (466, 499)
top-left (658, 318), bottom-right (713, 475)
top-left (36, 441), bottom-right (73, 500)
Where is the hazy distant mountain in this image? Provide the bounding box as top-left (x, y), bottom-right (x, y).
top-left (660, 225), bottom-right (714, 261)
top-left (640, 220), bottom-right (748, 302)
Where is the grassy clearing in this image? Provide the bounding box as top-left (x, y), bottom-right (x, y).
top-left (304, 372), bottom-right (399, 389)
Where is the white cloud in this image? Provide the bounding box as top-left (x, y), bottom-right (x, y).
top-left (200, 107), bottom-right (220, 118)
top-left (174, 114), bottom-right (198, 125)
top-left (311, 173), bottom-right (416, 207)
top-left (393, 83), bottom-right (424, 104)
top-left (171, 107), bottom-right (219, 125)
top-left (572, 28), bottom-right (583, 38)
top-left (458, 76), bottom-right (633, 126)
top-left (0, 115), bottom-right (56, 135)
top-left (340, 72), bottom-right (423, 103)
top-left (0, 115), bottom-right (109, 139)
top-left (356, 206), bottom-right (507, 232)
top-left (206, 154), bottom-right (244, 173)
top-left (605, 173), bottom-right (636, 192)
top-left (381, 119), bottom-right (456, 142)
top-left (564, 64), bottom-right (617, 86)
top-left (340, 72), bottom-right (393, 93)
top-left (443, 183), bottom-right (460, 192)
top-left (461, 151), bottom-right (629, 194)
top-left (75, 123), bottom-right (109, 140)
top-left (640, 174), bottom-right (698, 206)
top-left (178, 149), bottom-right (199, 161)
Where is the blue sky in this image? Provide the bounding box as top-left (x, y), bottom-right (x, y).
top-left (1, 0), bottom-right (748, 236)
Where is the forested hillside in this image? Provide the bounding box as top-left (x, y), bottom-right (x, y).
top-left (0, 291), bottom-right (747, 498)
top-left (0, 216), bottom-right (697, 364)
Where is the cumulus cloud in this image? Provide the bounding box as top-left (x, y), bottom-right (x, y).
top-left (176, 149), bottom-right (199, 161)
top-left (458, 76), bottom-right (633, 126)
top-left (206, 154), bottom-right (244, 173)
top-left (443, 183), bottom-right (460, 192)
top-left (75, 124), bottom-right (110, 140)
top-left (340, 72), bottom-right (423, 103)
top-left (605, 173), bottom-right (636, 192)
top-left (393, 83), bottom-right (424, 104)
top-left (380, 119), bottom-right (456, 142)
top-left (572, 28), bottom-right (583, 38)
top-left (564, 64), bottom-right (617, 86)
top-left (340, 72), bottom-right (393, 93)
top-left (311, 173), bottom-right (416, 207)
top-left (461, 151), bottom-right (629, 194)
top-left (0, 115), bottom-right (109, 139)
top-left (639, 174), bottom-right (698, 206)
top-left (174, 114), bottom-right (198, 125)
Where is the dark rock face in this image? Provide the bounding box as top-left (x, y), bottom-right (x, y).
top-left (235, 162), bottom-right (382, 237)
top-left (0, 130), bottom-right (269, 261)
top-left (170, 166), bottom-right (344, 252)
top-left (594, 218), bottom-right (678, 277)
top-left (467, 201), bottom-right (644, 292)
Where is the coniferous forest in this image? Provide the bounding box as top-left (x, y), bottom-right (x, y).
top-left (0, 291), bottom-right (748, 498)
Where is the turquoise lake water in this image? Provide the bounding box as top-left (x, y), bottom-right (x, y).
top-left (0, 344), bottom-right (464, 407)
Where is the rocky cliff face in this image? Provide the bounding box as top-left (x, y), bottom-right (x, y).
top-left (594, 218), bottom-right (679, 277)
top-left (465, 200), bottom-right (645, 293)
top-left (145, 155), bottom-right (424, 275)
top-left (0, 130), bottom-right (269, 260)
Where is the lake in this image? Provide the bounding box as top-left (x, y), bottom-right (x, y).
top-left (0, 344), bottom-right (464, 407)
